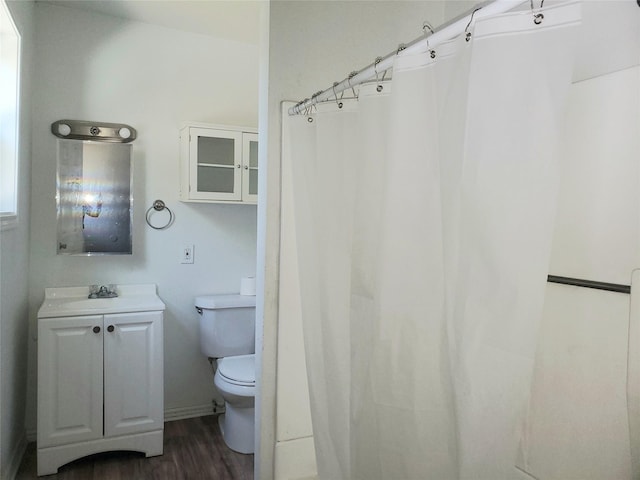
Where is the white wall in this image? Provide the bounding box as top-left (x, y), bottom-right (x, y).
top-left (1, 1), bottom-right (34, 477)
top-left (267, 3), bottom-right (450, 478)
top-left (25, 3), bottom-right (259, 434)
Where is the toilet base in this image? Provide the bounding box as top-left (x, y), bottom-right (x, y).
top-left (217, 404), bottom-right (254, 454)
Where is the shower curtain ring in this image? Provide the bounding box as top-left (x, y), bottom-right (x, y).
top-left (332, 82), bottom-right (343, 109)
top-left (422, 21), bottom-right (434, 36)
top-left (300, 98), bottom-right (310, 117)
top-left (374, 57), bottom-right (382, 81)
top-left (304, 103), bottom-right (313, 121)
top-left (465, 8), bottom-right (481, 42)
top-left (530, 0), bottom-right (545, 24)
top-left (347, 71), bottom-right (358, 97)
top-left (307, 105), bottom-right (314, 121)
top-left (373, 57), bottom-right (386, 92)
top-left (310, 91), bottom-right (322, 111)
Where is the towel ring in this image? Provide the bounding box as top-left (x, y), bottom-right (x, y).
top-left (145, 199), bottom-right (174, 230)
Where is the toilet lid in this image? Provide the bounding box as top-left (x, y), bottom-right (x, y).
top-left (218, 354), bottom-right (255, 386)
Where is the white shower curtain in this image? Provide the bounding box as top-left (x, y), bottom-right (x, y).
top-left (286, 3), bottom-right (581, 479)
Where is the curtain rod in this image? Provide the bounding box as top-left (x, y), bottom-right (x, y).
top-left (547, 275), bottom-right (631, 294)
top-left (288, 0), bottom-right (530, 116)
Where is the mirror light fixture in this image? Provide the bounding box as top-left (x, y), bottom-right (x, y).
top-left (51, 119), bottom-right (137, 143)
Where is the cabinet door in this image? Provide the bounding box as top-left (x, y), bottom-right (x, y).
top-left (242, 132), bottom-right (259, 204)
top-left (103, 311), bottom-right (163, 437)
top-left (189, 127), bottom-right (243, 201)
top-left (38, 315), bottom-right (104, 448)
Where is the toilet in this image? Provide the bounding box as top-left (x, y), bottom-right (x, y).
top-left (196, 294), bottom-right (256, 454)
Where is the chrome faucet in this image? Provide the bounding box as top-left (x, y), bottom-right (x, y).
top-left (88, 284), bottom-right (118, 299)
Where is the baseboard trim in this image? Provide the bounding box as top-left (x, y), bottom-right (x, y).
top-left (163, 404), bottom-right (215, 422)
top-left (5, 432), bottom-right (28, 480)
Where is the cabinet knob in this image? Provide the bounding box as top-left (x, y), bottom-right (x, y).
top-left (93, 326), bottom-right (101, 334)
top-left (237, 164), bottom-right (241, 169)
top-left (107, 325), bottom-right (115, 333)
top-left (244, 165), bottom-right (249, 170)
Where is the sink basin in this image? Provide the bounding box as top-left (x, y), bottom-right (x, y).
top-left (38, 284), bottom-right (165, 318)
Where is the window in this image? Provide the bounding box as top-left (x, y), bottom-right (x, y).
top-left (0, 0), bottom-right (20, 228)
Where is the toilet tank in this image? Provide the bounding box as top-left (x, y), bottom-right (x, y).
top-left (196, 294), bottom-right (256, 358)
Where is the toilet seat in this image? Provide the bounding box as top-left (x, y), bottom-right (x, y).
top-left (217, 354), bottom-right (255, 387)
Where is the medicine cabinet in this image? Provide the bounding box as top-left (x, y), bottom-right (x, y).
top-left (57, 140), bottom-right (133, 255)
top-left (179, 124), bottom-right (258, 204)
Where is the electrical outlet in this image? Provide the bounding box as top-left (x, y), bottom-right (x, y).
top-left (181, 244), bottom-right (194, 264)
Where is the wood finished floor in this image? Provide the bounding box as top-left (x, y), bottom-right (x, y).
top-left (16, 415), bottom-right (253, 480)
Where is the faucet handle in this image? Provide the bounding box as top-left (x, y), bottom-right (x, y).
top-left (88, 285), bottom-right (100, 299)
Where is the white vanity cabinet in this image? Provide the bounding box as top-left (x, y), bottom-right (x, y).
top-left (179, 124), bottom-right (258, 204)
top-left (37, 285), bottom-right (165, 476)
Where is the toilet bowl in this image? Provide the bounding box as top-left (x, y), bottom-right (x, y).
top-left (195, 294), bottom-right (256, 454)
top-left (214, 354), bottom-right (255, 454)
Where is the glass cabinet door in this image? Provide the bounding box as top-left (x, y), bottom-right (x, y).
top-left (189, 128), bottom-right (242, 201)
top-left (242, 133), bottom-right (259, 203)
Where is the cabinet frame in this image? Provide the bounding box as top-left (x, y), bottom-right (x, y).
top-left (179, 123), bottom-right (258, 204)
top-left (242, 132), bottom-right (259, 204)
top-left (37, 310), bottom-right (164, 476)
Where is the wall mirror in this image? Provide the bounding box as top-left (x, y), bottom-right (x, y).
top-left (56, 140), bottom-right (133, 255)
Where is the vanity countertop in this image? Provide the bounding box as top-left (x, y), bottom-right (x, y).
top-left (38, 284), bottom-right (165, 318)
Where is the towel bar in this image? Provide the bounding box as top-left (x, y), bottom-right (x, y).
top-left (547, 275), bottom-right (630, 294)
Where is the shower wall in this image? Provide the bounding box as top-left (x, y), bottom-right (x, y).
top-left (517, 62), bottom-right (640, 480)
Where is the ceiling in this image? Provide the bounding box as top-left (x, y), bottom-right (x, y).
top-left (38, 0), bottom-right (263, 44)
